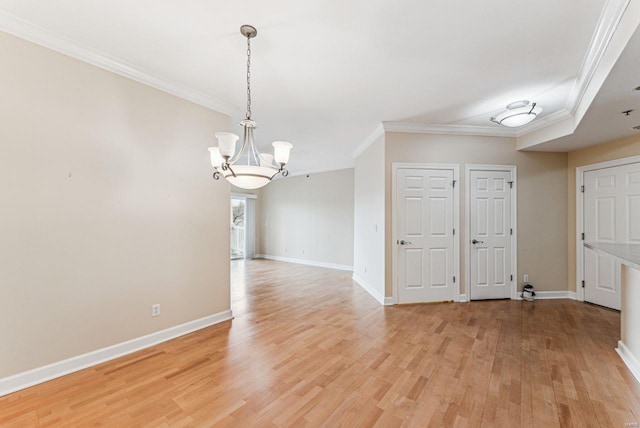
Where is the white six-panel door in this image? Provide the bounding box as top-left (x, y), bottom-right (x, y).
top-left (396, 168), bottom-right (455, 303)
top-left (469, 170), bottom-right (512, 300)
top-left (583, 162), bottom-right (640, 310)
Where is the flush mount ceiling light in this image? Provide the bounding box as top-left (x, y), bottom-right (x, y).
top-left (208, 25), bottom-right (292, 190)
top-left (490, 100), bottom-right (542, 128)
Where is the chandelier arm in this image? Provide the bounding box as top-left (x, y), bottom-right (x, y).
top-left (269, 170), bottom-right (282, 180)
top-left (228, 125), bottom-right (249, 164)
top-left (269, 165), bottom-right (289, 180)
top-left (250, 128), bottom-right (262, 165)
top-left (223, 163), bottom-right (237, 178)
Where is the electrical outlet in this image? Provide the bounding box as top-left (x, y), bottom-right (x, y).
top-left (152, 304), bottom-right (160, 317)
top-left (524, 274), bottom-right (529, 283)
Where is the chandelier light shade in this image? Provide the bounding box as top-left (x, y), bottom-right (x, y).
top-left (208, 25), bottom-right (293, 189)
top-left (490, 100), bottom-right (542, 127)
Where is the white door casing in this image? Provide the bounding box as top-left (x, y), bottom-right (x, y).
top-left (467, 166), bottom-right (516, 300)
top-left (583, 161), bottom-right (640, 310)
top-left (395, 165), bottom-right (458, 303)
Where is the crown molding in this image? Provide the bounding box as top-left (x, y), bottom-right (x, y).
top-left (566, 0), bottom-right (630, 116)
top-left (286, 164), bottom-right (355, 178)
top-left (514, 108), bottom-right (574, 136)
top-left (351, 123), bottom-right (385, 158)
top-left (0, 10), bottom-right (237, 116)
top-left (382, 122), bottom-right (516, 138)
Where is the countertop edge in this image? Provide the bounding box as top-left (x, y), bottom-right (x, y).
top-left (584, 242), bottom-right (640, 270)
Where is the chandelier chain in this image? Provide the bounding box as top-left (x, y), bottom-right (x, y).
top-left (246, 35), bottom-right (251, 119)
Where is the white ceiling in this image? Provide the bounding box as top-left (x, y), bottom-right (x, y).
top-left (0, 0), bottom-right (636, 173)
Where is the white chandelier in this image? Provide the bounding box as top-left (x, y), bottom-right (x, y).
top-left (208, 25), bottom-right (293, 190)
top-left (490, 100), bottom-right (542, 127)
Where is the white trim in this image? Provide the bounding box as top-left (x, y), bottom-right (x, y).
top-left (0, 10), bottom-right (236, 115)
top-left (465, 164), bottom-right (518, 301)
top-left (575, 155), bottom-right (640, 303)
top-left (391, 163), bottom-right (461, 303)
top-left (458, 294), bottom-right (468, 303)
top-left (286, 166), bottom-right (355, 179)
top-left (352, 124), bottom-right (385, 158)
top-left (254, 254), bottom-right (353, 272)
top-left (382, 112), bottom-right (572, 139)
top-left (352, 274), bottom-right (393, 305)
top-left (567, 0), bottom-right (630, 118)
top-left (616, 340), bottom-right (640, 384)
top-left (382, 122), bottom-right (515, 137)
top-left (533, 291), bottom-right (578, 300)
top-left (514, 109), bottom-right (573, 136)
top-left (0, 310), bottom-right (233, 397)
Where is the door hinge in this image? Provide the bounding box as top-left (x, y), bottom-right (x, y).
top-left (510, 228), bottom-right (513, 235)
top-left (581, 232), bottom-right (585, 240)
top-left (453, 276), bottom-right (456, 283)
top-left (453, 228), bottom-right (456, 236)
top-left (581, 280), bottom-right (585, 288)
top-left (508, 181), bottom-right (513, 189)
top-left (581, 185), bottom-right (585, 193)
top-left (510, 274), bottom-right (513, 281)
top-left (452, 180), bottom-right (456, 188)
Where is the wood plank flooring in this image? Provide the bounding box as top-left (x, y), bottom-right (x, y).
top-left (1, 259), bottom-right (639, 426)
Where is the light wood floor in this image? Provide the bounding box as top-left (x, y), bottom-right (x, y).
top-left (1, 259), bottom-right (639, 427)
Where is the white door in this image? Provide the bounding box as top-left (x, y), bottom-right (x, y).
top-left (469, 170), bottom-right (513, 300)
top-left (397, 168), bottom-right (455, 303)
top-left (583, 162), bottom-right (640, 310)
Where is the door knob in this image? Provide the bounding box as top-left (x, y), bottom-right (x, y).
top-left (471, 239), bottom-right (484, 244)
top-left (399, 240), bottom-right (412, 245)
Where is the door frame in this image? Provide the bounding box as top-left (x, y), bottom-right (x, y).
top-left (575, 154), bottom-right (640, 302)
top-left (465, 164), bottom-right (518, 301)
top-left (230, 193), bottom-right (257, 260)
top-left (391, 163), bottom-right (461, 304)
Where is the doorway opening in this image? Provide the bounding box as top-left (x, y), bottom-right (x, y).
top-left (230, 193), bottom-right (257, 261)
top-left (231, 196), bottom-right (246, 260)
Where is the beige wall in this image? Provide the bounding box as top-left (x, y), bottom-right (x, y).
top-left (258, 168), bottom-right (354, 267)
top-left (385, 132), bottom-right (568, 298)
top-left (353, 136), bottom-right (386, 297)
top-left (567, 135), bottom-right (640, 291)
top-left (0, 32), bottom-right (231, 378)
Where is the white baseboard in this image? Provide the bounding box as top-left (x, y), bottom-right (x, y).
top-left (352, 274), bottom-right (393, 305)
top-left (515, 290), bottom-right (578, 300)
top-left (0, 310), bottom-right (233, 398)
top-left (616, 340), bottom-right (640, 385)
top-left (457, 294), bottom-right (468, 302)
top-left (255, 254), bottom-right (353, 272)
